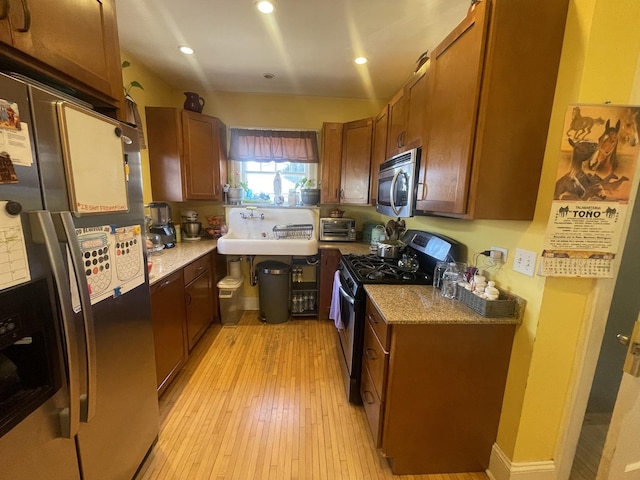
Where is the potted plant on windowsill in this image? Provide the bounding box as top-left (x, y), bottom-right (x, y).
top-left (296, 177), bottom-right (320, 206)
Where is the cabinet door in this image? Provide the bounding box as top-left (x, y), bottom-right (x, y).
top-left (185, 269), bottom-right (213, 351)
top-left (416, 0), bottom-right (489, 214)
top-left (318, 248), bottom-right (341, 320)
top-left (182, 111), bottom-right (223, 201)
top-left (150, 271), bottom-right (188, 395)
top-left (386, 89), bottom-right (407, 158)
top-left (340, 117), bottom-right (373, 205)
top-left (320, 122), bottom-right (343, 204)
top-left (0, 2), bottom-right (12, 44)
top-left (6, 0), bottom-right (121, 101)
top-left (404, 61), bottom-right (430, 151)
top-left (370, 105), bottom-right (389, 206)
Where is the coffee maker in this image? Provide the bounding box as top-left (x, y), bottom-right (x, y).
top-left (147, 202), bottom-right (177, 248)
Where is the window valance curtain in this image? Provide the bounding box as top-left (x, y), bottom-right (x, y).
top-left (228, 128), bottom-right (319, 163)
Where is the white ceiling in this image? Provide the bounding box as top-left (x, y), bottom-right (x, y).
top-left (115, 0), bottom-right (470, 100)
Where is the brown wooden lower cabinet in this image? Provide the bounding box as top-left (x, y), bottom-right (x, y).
top-left (362, 296), bottom-right (515, 474)
top-left (183, 254), bottom-right (213, 351)
top-left (150, 270), bottom-right (188, 396)
top-left (150, 251), bottom-right (220, 395)
top-left (318, 248), bottom-right (341, 320)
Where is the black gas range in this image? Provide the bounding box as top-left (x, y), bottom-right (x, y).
top-left (333, 230), bottom-right (465, 403)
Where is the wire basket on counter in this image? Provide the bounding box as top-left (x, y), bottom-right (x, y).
top-left (272, 224), bottom-right (314, 240)
top-left (455, 286), bottom-right (517, 317)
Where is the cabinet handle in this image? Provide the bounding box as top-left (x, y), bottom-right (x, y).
top-left (16, 0), bottom-right (31, 32)
top-left (367, 313), bottom-right (379, 324)
top-left (186, 292), bottom-right (192, 306)
top-left (417, 181), bottom-right (427, 200)
top-left (196, 265), bottom-right (204, 273)
top-left (362, 390), bottom-right (376, 405)
top-left (159, 279), bottom-right (173, 289)
top-left (365, 348), bottom-right (377, 361)
top-left (0, 0), bottom-right (9, 20)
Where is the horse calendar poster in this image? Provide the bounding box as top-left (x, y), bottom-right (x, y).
top-left (541, 104), bottom-right (640, 277)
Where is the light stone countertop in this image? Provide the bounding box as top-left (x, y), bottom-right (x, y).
top-left (364, 284), bottom-right (522, 325)
top-left (148, 239), bottom-right (218, 285)
top-left (318, 241), bottom-right (371, 255)
top-left (147, 240), bottom-right (364, 286)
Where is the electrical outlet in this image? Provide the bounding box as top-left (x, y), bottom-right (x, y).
top-left (490, 247), bottom-right (508, 263)
top-left (513, 248), bottom-right (537, 276)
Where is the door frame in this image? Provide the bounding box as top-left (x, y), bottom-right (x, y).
top-left (555, 154), bottom-right (640, 480)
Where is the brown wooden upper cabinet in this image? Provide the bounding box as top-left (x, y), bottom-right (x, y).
top-left (386, 89), bottom-right (406, 158)
top-left (385, 61), bottom-right (430, 159)
top-left (146, 107), bottom-right (227, 202)
top-left (320, 118), bottom-right (373, 205)
top-left (0, 0), bottom-right (124, 112)
top-left (370, 105), bottom-right (390, 205)
top-left (320, 122), bottom-right (343, 204)
top-left (416, 0), bottom-right (569, 219)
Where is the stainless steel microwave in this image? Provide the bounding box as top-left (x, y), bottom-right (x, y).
top-left (319, 218), bottom-right (356, 242)
top-left (376, 147), bottom-right (420, 218)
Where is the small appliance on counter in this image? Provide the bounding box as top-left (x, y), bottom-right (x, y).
top-left (319, 217), bottom-right (356, 242)
top-left (181, 209), bottom-right (202, 241)
top-left (148, 201), bottom-right (177, 248)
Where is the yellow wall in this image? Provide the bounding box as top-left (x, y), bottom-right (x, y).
top-left (120, 49), bottom-right (183, 205)
top-left (121, 0), bottom-right (640, 465)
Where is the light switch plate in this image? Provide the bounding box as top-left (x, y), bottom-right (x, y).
top-left (513, 248), bottom-right (537, 276)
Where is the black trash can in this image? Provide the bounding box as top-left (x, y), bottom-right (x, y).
top-left (257, 260), bottom-right (290, 324)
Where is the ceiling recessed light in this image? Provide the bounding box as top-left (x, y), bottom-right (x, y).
top-left (354, 56), bottom-right (368, 65)
top-left (256, 1), bottom-right (275, 14)
top-left (179, 46), bottom-right (194, 55)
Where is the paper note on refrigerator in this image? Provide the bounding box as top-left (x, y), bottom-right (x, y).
top-left (0, 200), bottom-right (31, 289)
top-left (70, 224), bottom-right (145, 312)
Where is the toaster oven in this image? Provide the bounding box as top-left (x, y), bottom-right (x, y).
top-left (320, 218), bottom-right (356, 242)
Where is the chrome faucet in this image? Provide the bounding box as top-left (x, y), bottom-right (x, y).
top-left (240, 207), bottom-right (264, 220)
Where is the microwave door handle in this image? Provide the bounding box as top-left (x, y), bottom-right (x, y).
top-left (28, 211), bottom-right (81, 439)
top-left (59, 212), bottom-right (97, 422)
top-left (390, 169), bottom-right (403, 216)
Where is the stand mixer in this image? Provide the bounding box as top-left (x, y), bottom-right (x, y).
top-left (181, 210), bottom-right (202, 240)
top-left (147, 202), bottom-right (176, 248)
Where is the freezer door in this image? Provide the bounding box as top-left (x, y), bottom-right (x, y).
top-left (1, 397), bottom-right (81, 480)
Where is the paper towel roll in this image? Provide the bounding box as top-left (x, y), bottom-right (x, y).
top-left (229, 259), bottom-right (242, 277)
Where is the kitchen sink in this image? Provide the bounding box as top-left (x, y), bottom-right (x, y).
top-left (217, 206), bottom-right (318, 255)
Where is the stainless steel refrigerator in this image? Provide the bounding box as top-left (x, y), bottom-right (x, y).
top-left (0, 72), bottom-right (159, 479)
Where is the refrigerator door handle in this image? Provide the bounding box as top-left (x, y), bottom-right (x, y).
top-left (29, 211), bottom-right (81, 439)
top-left (58, 211), bottom-right (98, 422)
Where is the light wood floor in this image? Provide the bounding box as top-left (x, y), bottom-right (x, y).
top-left (137, 312), bottom-right (489, 480)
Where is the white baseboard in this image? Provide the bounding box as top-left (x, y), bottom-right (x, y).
top-left (487, 443), bottom-right (556, 480)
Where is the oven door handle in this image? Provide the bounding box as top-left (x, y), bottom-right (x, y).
top-left (389, 169), bottom-right (404, 216)
top-left (338, 284), bottom-right (355, 305)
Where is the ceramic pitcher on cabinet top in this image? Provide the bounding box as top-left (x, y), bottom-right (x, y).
top-left (183, 92), bottom-right (205, 113)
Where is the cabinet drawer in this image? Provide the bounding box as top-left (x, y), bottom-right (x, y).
top-left (363, 321), bottom-right (389, 400)
top-left (184, 254), bottom-right (210, 285)
top-left (366, 296), bottom-right (390, 349)
top-left (361, 364), bottom-right (384, 448)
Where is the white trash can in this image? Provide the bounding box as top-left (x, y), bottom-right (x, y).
top-left (217, 276), bottom-right (244, 326)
